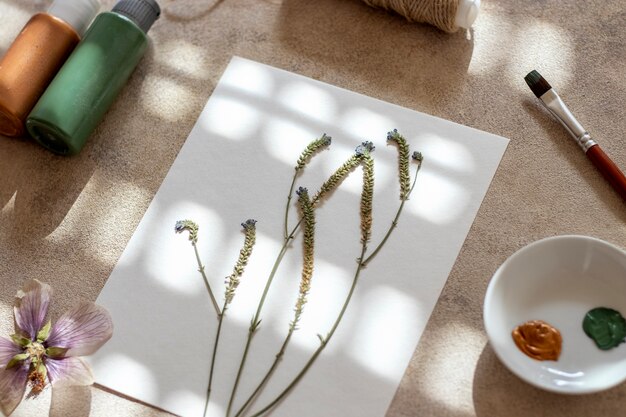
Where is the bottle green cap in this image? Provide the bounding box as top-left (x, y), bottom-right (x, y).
top-left (112, 0), bottom-right (160, 34)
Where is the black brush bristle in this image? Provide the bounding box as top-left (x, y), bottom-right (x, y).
top-left (524, 70), bottom-right (552, 98)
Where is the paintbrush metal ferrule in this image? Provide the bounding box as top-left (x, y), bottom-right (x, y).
top-left (538, 89), bottom-right (597, 152)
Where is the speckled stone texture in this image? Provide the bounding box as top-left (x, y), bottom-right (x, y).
top-left (0, 0), bottom-right (625, 416)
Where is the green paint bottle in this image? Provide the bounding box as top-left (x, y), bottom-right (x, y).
top-left (26, 0), bottom-right (160, 155)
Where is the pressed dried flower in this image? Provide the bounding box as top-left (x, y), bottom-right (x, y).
top-left (387, 129), bottom-right (411, 200)
top-left (294, 134), bottom-right (332, 171)
top-left (360, 153), bottom-right (374, 244)
top-left (175, 219), bottom-right (220, 315)
top-left (412, 151), bottom-right (423, 162)
top-left (175, 219), bottom-right (199, 244)
top-left (291, 188), bottom-right (315, 330)
top-left (224, 220), bottom-right (257, 305)
top-left (0, 280), bottom-right (113, 416)
top-left (285, 134), bottom-right (332, 239)
top-left (313, 140), bottom-right (374, 205)
top-left (313, 155), bottom-right (361, 204)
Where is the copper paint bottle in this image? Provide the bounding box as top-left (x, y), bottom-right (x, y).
top-left (0, 0), bottom-right (100, 137)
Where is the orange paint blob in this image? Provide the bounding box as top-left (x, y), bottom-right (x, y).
top-left (512, 320), bottom-right (562, 361)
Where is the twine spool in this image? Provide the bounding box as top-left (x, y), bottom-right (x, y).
top-left (361, 0), bottom-right (479, 33)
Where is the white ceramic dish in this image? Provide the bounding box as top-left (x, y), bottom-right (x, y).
top-left (484, 235), bottom-right (626, 394)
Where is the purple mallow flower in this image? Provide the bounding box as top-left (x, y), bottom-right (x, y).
top-left (0, 280), bottom-right (113, 416)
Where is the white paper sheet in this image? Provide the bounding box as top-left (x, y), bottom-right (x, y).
top-left (89, 57), bottom-right (509, 417)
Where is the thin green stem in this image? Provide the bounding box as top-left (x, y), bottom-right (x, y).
top-left (248, 244), bottom-right (368, 417)
top-left (233, 329), bottom-right (295, 417)
top-left (193, 242), bottom-right (221, 316)
top-left (283, 172), bottom-right (298, 240)
top-left (203, 303), bottom-right (227, 417)
top-left (225, 219), bottom-right (303, 417)
top-left (361, 160), bottom-right (422, 267)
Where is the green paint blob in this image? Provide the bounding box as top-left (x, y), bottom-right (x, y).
top-left (582, 307), bottom-right (626, 350)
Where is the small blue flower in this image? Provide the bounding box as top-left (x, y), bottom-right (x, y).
top-left (412, 151), bottom-right (423, 162)
top-left (355, 141), bottom-right (375, 156)
top-left (296, 187), bottom-right (308, 196)
top-left (241, 219), bottom-right (257, 230)
top-left (386, 128), bottom-right (400, 141)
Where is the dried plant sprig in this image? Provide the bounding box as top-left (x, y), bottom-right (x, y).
top-left (247, 133), bottom-right (423, 417)
top-left (292, 188), bottom-right (315, 330)
top-left (233, 188), bottom-right (316, 417)
top-left (285, 134), bottom-right (331, 239)
top-left (229, 144), bottom-right (371, 417)
top-left (225, 219), bottom-right (257, 305)
top-left (295, 134), bottom-right (332, 171)
top-left (387, 129), bottom-right (411, 200)
top-left (362, 145), bottom-right (424, 267)
top-left (175, 220), bottom-right (199, 243)
top-left (204, 220), bottom-right (258, 417)
top-left (313, 141), bottom-right (374, 204)
top-left (248, 231), bottom-right (370, 417)
top-left (312, 155), bottom-right (361, 204)
top-left (175, 220), bottom-right (220, 315)
top-left (360, 152), bottom-right (374, 245)
top-left (226, 225), bottom-right (298, 417)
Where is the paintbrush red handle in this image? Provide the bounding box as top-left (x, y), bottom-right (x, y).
top-left (586, 144), bottom-right (626, 201)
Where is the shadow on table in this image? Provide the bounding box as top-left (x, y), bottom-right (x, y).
top-left (472, 343), bottom-right (626, 417)
top-left (0, 137), bottom-right (95, 240)
top-left (277, 0), bottom-right (474, 112)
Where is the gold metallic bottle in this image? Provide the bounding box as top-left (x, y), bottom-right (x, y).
top-left (0, 0), bottom-right (99, 137)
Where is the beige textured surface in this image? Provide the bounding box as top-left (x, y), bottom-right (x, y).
top-left (0, 0), bottom-right (625, 416)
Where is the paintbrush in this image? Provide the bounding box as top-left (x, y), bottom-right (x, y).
top-left (524, 70), bottom-right (626, 202)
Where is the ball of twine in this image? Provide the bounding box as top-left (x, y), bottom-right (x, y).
top-left (361, 0), bottom-right (460, 33)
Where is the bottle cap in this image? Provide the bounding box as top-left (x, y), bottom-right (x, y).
top-left (455, 0), bottom-right (480, 29)
top-left (112, 0), bottom-right (161, 34)
top-left (47, 0), bottom-right (100, 37)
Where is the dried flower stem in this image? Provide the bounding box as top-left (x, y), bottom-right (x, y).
top-left (313, 155), bottom-right (362, 204)
top-left (175, 220), bottom-right (221, 316)
top-left (360, 153), bottom-right (374, 245)
top-left (204, 220), bottom-right (257, 417)
top-left (244, 146), bottom-right (375, 417)
top-left (361, 150), bottom-right (423, 267)
top-left (284, 134), bottom-right (331, 239)
top-left (226, 145), bottom-right (366, 417)
top-left (225, 226), bottom-right (297, 417)
top-left (246, 137), bottom-right (419, 417)
top-left (387, 129), bottom-right (411, 199)
top-left (283, 174), bottom-right (298, 240)
top-left (233, 189), bottom-right (315, 417)
top-left (248, 244), bottom-right (368, 417)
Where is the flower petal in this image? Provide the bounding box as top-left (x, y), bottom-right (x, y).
top-left (13, 280), bottom-right (52, 340)
top-left (47, 302), bottom-right (113, 357)
top-left (0, 337), bottom-right (22, 368)
top-left (0, 365), bottom-right (28, 416)
top-left (45, 357), bottom-right (93, 387)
